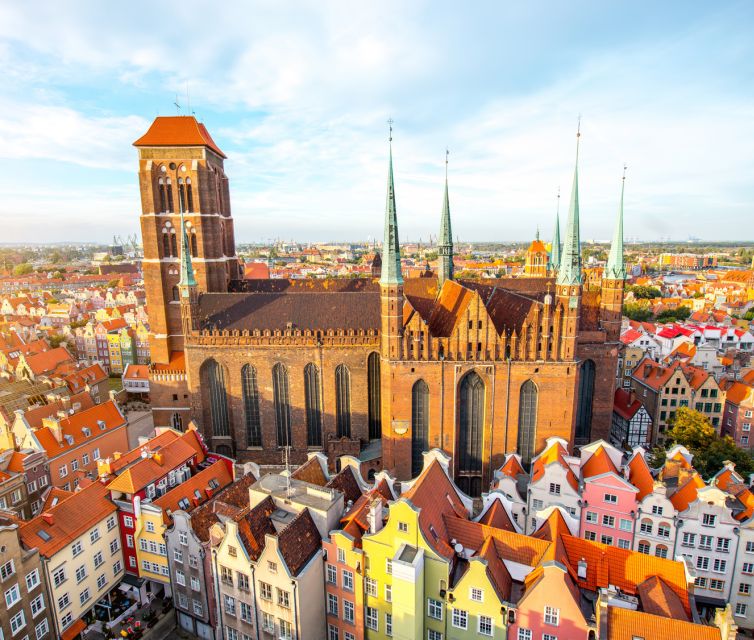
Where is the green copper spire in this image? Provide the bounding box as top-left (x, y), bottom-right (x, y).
top-left (178, 211), bottom-right (197, 287)
top-left (549, 189), bottom-right (561, 271)
top-left (556, 125), bottom-right (583, 287)
top-left (605, 166), bottom-right (627, 281)
top-left (438, 148), bottom-right (454, 286)
top-left (380, 121), bottom-right (403, 286)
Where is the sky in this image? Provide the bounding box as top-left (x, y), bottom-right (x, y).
top-left (1, 1), bottom-right (753, 244)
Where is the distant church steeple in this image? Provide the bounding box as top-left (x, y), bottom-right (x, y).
top-left (557, 124), bottom-right (583, 287)
top-left (604, 166), bottom-right (627, 281)
top-left (438, 148), bottom-right (454, 287)
top-left (549, 188), bottom-right (561, 273)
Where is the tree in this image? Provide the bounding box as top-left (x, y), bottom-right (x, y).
top-left (622, 303), bottom-right (653, 322)
top-left (13, 263), bottom-right (33, 276)
top-left (626, 285), bottom-right (661, 299)
top-left (107, 279), bottom-right (120, 289)
top-left (655, 306), bottom-right (691, 323)
top-left (661, 407), bottom-right (754, 478)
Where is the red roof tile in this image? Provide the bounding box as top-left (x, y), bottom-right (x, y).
top-left (133, 116), bottom-right (227, 158)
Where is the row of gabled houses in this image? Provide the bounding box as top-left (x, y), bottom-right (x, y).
top-left (2, 421), bottom-right (750, 640)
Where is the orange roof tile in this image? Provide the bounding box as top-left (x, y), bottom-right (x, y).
top-left (475, 536), bottom-right (512, 600)
top-left (627, 453), bottom-right (655, 500)
top-left (107, 431), bottom-right (205, 494)
top-left (23, 346), bottom-right (75, 375)
top-left (669, 473), bottom-right (705, 512)
top-left (153, 459), bottom-right (233, 519)
top-left (498, 454), bottom-right (525, 478)
top-left (133, 115), bottom-right (227, 158)
top-left (532, 441), bottom-right (579, 491)
top-left (443, 515), bottom-right (551, 566)
top-left (123, 364), bottom-right (149, 380)
top-left (637, 575), bottom-right (690, 621)
top-left (532, 508), bottom-right (573, 542)
top-left (34, 400), bottom-right (126, 459)
top-left (20, 481), bottom-right (116, 557)
top-left (581, 446), bottom-right (619, 479)
top-left (477, 499), bottom-right (516, 531)
top-left (291, 456), bottom-right (328, 486)
top-left (403, 460), bottom-right (469, 559)
top-left (606, 607), bottom-right (720, 640)
top-left (725, 381), bottom-right (754, 406)
top-left (560, 534), bottom-right (692, 616)
top-left (109, 430), bottom-right (180, 473)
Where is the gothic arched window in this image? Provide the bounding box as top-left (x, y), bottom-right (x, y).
top-left (171, 286), bottom-right (179, 302)
top-left (367, 352), bottom-right (381, 440)
top-left (241, 364), bottom-right (262, 447)
top-left (162, 232), bottom-right (171, 258)
top-left (517, 380), bottom-right (538, 466)
top-left (201, 359), bottom-right (230, 438)
top-left (304, 364), bottom-right (322, 447)
top-left (190, 232), bottom-right (198, 258)
top-left (458, 372), bottom-right (485, 481)
top-left (166, 178), bottom-right (174, 212)
top-left (272, 363), bottom-right (292, 447)
top-left (186, 178), bottom-right (194, 212)
top-left (178, 178), bottom-right (186, 213)
top-left (158, 178), bottom-right (167, 212)
top-left (411, 379), bottom-right (429, 477)
top-left (575, 359), bottom-right (596, 444)
top-left (335, 364), bottom-right (351, 438)
top-left (170, 231), bottom-right (178, 258)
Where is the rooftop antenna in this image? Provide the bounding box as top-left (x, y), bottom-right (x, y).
top-left (174, 94), bottom-right (181, 115)
top-left (284, 443), bottom-right (292, 498)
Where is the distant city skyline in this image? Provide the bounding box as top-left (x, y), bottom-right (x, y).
top-left (1, 1), bottom-right (753, 243)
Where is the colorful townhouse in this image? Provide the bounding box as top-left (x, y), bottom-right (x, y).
top-left (578, 441), bottom-right (638, 549)
top-left (166, 470), bottom-right (258, 639)
top-left (526, 437), bottom-right (580, 533)
top-left (491, 454), bottom-right (528, 530)
top-left (94, 318), bottom-right (127, 372)
top-left (62, 362), bottom-right (109, 405)
top-left (11, 399), bottom-right (129, 491)
top-left (18, 480), bottom-right (125, 640)
top-left (135, 458), bottom-right (233, 596)
top-left (611, 387), bottom-right (653, 448)
top-left (99, 427), bottom-right (206, 582)
top-left (721, 381), bottom-right (754, 449)
top-left (323, 472), bottom-right (396, 640)
top-left (0, 448), bottom-right (51, 516)
top-left (0, 511), bottom-right (55, 640)
top-left (627, 448), bottom-right (678, 558)
top-left (713, 462), bottom-right (754, 631)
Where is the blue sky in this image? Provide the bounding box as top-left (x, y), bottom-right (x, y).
top-left (1, 1), bottom-right (753, 244)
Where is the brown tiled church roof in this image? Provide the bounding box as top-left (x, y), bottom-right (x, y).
top-left (326, 466), bottom-right (363, 505)
top-left (236, 495), bottom-right (276, 561)
top-left (197, 291), bottom-right (380, 332)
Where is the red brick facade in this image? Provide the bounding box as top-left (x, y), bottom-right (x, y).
top-left (136, 117), bottom-right (622, 494)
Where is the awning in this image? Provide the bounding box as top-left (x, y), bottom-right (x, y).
top-left (694, 594), bottom-right (727, 608)
top-left (120, 574), bottom-right (145, 588)
top-left (61, 618), bottom-right (87, 640)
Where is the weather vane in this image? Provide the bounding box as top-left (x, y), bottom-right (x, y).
top-left (387, 118), bottom-right (393, 142)
top-left (623, 163), bottom-right (628, 180)
top-left (445, 147), bottom-right (449, 179)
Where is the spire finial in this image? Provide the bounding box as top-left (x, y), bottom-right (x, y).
top-left (380, 121), bottom-right (402, 286)
top-left (556, 120), bottom-right (583, 287)
top-left (438, 148), bottom-right (454, 286)
top-left (445, 147), bottom-right (449, 181)
top-left (388, 117), bottom-right (393, 143)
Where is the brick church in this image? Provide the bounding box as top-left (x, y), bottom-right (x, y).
top-left (133, 116), bottom-right (626, 495)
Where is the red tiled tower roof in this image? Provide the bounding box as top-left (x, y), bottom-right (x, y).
top-left (133, 115), bottom-right (226, 158)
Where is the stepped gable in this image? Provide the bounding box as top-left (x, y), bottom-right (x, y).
top-left (278, 508), bottom-right (322, 576)
top-left (236, 495), bottom-right (277, 561)
top-left (326, 465), bottom-right (363, 505)
top-left (402, 459), bottom-right (468, 559)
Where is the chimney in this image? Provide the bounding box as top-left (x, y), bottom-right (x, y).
top-left (577, 558), bottom-right (588, 579)
top-left (42, 416), bottom-right (63, 444)
top-left (60, 395), bottom-right (71, 410)
top-left (366, 498), bottom-right (384, 534)
top-left (41, 513), bottom-right (54, 526)
top-left (153, 452), bottom-right (164, 466)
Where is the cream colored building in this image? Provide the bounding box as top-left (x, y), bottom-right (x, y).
top-left (19, 481), bottom-right (125, 638)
